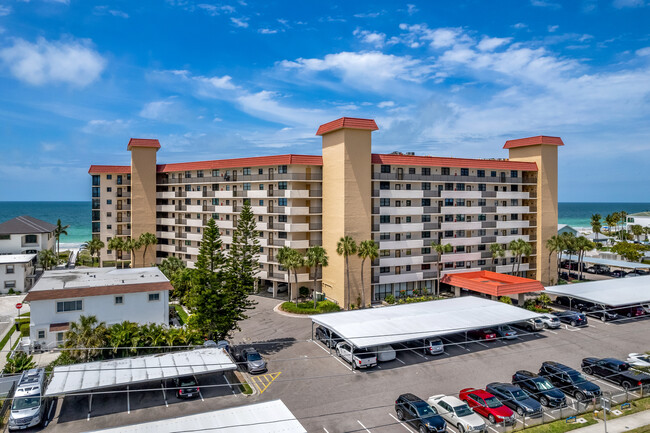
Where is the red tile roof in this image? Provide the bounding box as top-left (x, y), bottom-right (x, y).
top-left (316, 117), bottom-right (379, 136)
top-left (503, 136), bottom-right (564, 149)
top-left (156, 154), bottom-right (323, 173)
top-left (127, 138), bottom-right (161, 150)
top-left (441, 270), bottom-right (544, 297)
top-left (88, 165), bottom-right (131, 174)
top-left (24, 281), bottom-right (172, 302)
top-left (371, 154), bottom-right (538, 171)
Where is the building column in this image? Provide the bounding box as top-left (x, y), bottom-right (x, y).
top-left (518, 293), bottom-right (526, 306)
top-left (454, 286), bottom-right (461, 297)
top-left (491, 295), bottom-right (498, 301)
top-left (272, 281), bottom-right (278, 298)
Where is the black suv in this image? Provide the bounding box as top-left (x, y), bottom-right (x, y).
top-left (581, 358), bottom-right (650, 390)
top-left (511, 370), bottom-right (566, 407)
top-left (395, 393), bottom-right (447, 433)
top-left (315, 326), bottom-right (343, 348)
top-left (485, 382), bottom-right (542, 417)
top-left (553, 311), bottom-right (588, 327)
top-left (539, 362), bottom-right (601, 401)
top-left (582, 303), bottom-right (618, 322)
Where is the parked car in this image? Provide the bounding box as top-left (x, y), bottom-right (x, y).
top-left (494, 325), bottom-right (517, 340)
top-left (395, 393), bottom-right (447, 433)
top-left (266, 283), bottom-right (288, 293)
top-left (468, 329), bottom-right (497, 341)
top-left (586, 264), bottom-right (610, 274)
top-left (581, 357), bottom-right (650, 390)
top-left (517, 318), bottom-right (543, 332)
top-left (613, 306), bottom-right (645, 318)
top-left (233, 347), bottom-right (267, 374)
top-left (627, 353), bottom-right (650, 367)
top-left (315, 326), bottom-right (343, 348)
top-left (539, 361), bottom-right (601, 401)
top-left (373, 344), bottom-right (397, 362)
top-left (485, 383), bottom-right (542, 417)
top-left (459, 388), bottom-right (515, 425)
top-left (554, 296), bottom-right (587, 310)
top-left (610, 270), bottom-right (627, 278)
top-left (538, 315), bottom-right (561, 329)
top-left (203, 339), bottom-right (230, 353)
top-left (172, 375), bottom-right (200, 398)
top-left (642, 304), bottom-right (650, 314)
top-left (336, 342), bottom-right (377, 369)
top-left (425, 338), bottom-right (445, 355)
top-left (8, 368), bottom-right (49, 430)
top-left (511, 370), bottom-right (566, 407)
top-left (583, 303), bottom-right (618, 322)
top-left (428, 394), bottom-right (487, 433)
top-left (553, 311), bottom-right (588, 327)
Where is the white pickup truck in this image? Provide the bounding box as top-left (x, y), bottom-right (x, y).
top-left (336, 342), bottom-right (377, 369)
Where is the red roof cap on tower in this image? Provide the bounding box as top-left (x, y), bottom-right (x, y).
top-left (503, 136), bottom-right (564, 149)
top-left (127, 138), bottom-right (161, 150)
top-left (316, 117), bottom-right (378, 136)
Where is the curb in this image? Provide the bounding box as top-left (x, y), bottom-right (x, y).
top-left (272, 303), bottom-right (312, 319)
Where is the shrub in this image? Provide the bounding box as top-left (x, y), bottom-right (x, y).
top-left (19, 323), bottom-right (30, 337)
top-left (384, 294), bottom-right (395, 304)
top-left (299, 286), bottom-right (310, 298)
top-left (7, 288), bottom-right (15, 295)
top-left (280, 300), bottom-right (341, 315)
top-left (498, 296), bottom-right (513, 304)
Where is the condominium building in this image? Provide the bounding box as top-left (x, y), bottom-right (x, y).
top-left (89, 118), bottom-right (561, 307)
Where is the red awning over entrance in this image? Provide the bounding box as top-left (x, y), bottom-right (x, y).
top-left (441, 271), bottom-right (544, 297)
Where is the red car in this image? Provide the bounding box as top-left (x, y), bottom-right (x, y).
top-left (468, 328), bottom-right (497, 341)
top-left (459, 388), bottom-right (515, 425)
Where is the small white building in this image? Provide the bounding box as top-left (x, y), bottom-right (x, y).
top-left (627, 212), bottom-right (650, 232)
top-left (0, 254), bottom-right (37, 293)
top-left (0, 216), bottom-right (56, 255)
top-left (24, 267), bottom-right (172, 350)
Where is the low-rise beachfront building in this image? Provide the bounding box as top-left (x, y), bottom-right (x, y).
top-left (0, 254), bottom-right (37, 293)
top-left (24, 267), bottom-right (171, 350)
top-left (557, 224), bottom-right (578, 237)
top-left (0, 216), bottom-right (56, 255)
top-left (626, 212), bottom-right (650, 232)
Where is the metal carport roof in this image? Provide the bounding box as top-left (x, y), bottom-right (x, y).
top-left (545, 275), bottom-right (650, 307)
top-left (311, 296), bottom-right (544, 349)
top-left (565, 255), bottom-right (650, 269)
top-left (45, 348), bottom-right (236, 396)
top-left (88, 400), bottom-right (307, 433)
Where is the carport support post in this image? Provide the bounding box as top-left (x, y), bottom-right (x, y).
top-left (311, 321), bottom-right (314, 341)
top-left (88, 392), bottom-right (93, 416)
top-left (127, 385), bottom-right (130, 414)
top-left (272, 281), bottom-right (278, 298)
top-left (518, 293), bottom-right (525, 306)
top-left (350, 346), bottom-right (354, 371)
top-left (161, 380), bottom-right (167, 406)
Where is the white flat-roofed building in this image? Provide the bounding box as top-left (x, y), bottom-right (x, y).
top-left (24, 267), bottom-right (172, 350)
top-left (0, 254), bottom-right (37, 293)
top-left (0, 215), bottom-right (56, 255)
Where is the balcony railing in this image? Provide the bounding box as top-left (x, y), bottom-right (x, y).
top-left (371, 172), bottom-right (524, 183)
top-left (157, 172), bottom-right (323, 184)
top-left (482, 221), bottom-right (497, 228)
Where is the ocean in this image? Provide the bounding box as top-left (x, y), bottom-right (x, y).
top-left (1, 202), bottom-right (649, 248)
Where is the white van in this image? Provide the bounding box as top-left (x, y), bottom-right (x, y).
top-left (8, 368), bottom-right (48, 430)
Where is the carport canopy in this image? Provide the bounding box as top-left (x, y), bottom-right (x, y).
top-left (311, 296), bottom-right (544, 349)
top-left (88, 400), bottom-right (307, 433)
top-left (565, 254), bottom-right (650, 269)
top-left (545, 275), bottom-right (650, 307)
top-left (45, 348), bottom-right (236, 397)
top-left (441, 270), bottom-right (544, 296)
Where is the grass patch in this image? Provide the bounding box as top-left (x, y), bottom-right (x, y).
top-left (174, 305), bottom-right (189, 325)
top-left (280, 300), bottom-right (341, 315)
top-left (241, 382), bottom-right (253, 395)
top-left (595, 395), bottom-right (650, 420)
top-left (522, 416), bottom-right (598, 433)
top-left (0, 328), bottom-right (15, 352)
top-left (626, 426), bottom-right (650, 433)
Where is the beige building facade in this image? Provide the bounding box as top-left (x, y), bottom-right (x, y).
top-left (90, 117), bottom-right (562, 308)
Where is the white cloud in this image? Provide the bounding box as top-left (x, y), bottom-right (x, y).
top-left (354, 12), bottom-right (381, 18)
top-left (378, 101), bottom-right (395, 108)
top-left (41, 142), bottom-right (57, 152)
top-left (530, 0), bottom-right (562, 8)
top-left (513, 23), bottom-right (528, 29)
top-left (94, 6), bottom-right (129, 18)
top-left (230, 17), bottom-right (249, 28)
top-left (0, 5), bottom-right (11, 16)
top-left (398, 24), bottom-right (467, 49)
top-left (259, 28), bottom-right (278, 34)
top-left (406, 4), bottom-right (418, 15)
top-left (200, 75), bottom-right (237, 90)
top-left (637, 47), bottom-right (650, 56)
top-left (612, 0), bottom-right (646, 7)
top-left (47, 0), bottom-right (70, 4)
top-left (82, 119), bottom-right (132, 134)
top-left (0, 37), bottom-right (106, 86)
top-left (353, 29), bottom-right (386, 47)
top-left (236, 90), bottom-right (326, 127)
top-left (197, 4), bottom-right (235, 15)
top-left (139, 100), bottom-right (176, 120)
top-left (477, 36), bottom-right (511, 51)
top-left (548, 24), bottom-right (559, 32)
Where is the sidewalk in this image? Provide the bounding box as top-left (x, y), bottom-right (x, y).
top-left (572, 409), bottom-right (650, 432)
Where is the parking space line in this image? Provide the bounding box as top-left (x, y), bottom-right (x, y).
top-left (323, 428), bottom-right (330, 433)
top-left (311, 339), bottom-right (331, 354)
top-left (395, 357), bottom-right (406, 365)
top-left (545, 329), bottom-right (558, 334)
top-left (388, 413), bottom-right (416, 433)
top-left (545, 412), bottom-right (556, 419)
top-left (488, 426), bottom-right (499, 433)
top-left (223, 372), bottom-right (236, 395)
top-left (473, 340), bottom-right (489, 348)
top-left (198, 389), bottom-right (204, 402)
top-left (357, 420), bottom-right (372, 432)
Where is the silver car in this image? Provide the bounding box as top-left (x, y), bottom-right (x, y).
top-left (538, 315), bottom-right (561, 329)
top-left (9, 368), bottom-right (48, 430)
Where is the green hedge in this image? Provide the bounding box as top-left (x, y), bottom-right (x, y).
top-left (280, 300), bottom-right (340, 315)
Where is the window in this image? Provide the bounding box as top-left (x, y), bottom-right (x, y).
top-left (406, 265), bottom-right (412, 271)
top-left (243, 167), bottom-right (251, 175)
top-left (456, 214), bottom-right (465, 222)
top-left (196, 170), bottom-right (204, 178)
top-left (259, 200), bottom-right (264, 206)
top-left (278, 182), bottom-right (288, 190)
top-left (461, 168), bottom-right (469, 176)
top-left (491, 171), bottom-right (497, 177)
top-left (444, 230), bottom-right (453, 237)
top-left (511, 170), bottom-right (518, 178)
top-left (106, 224), bottom-right (112, 230)
top-left (380, 198), bottom-right (390, 207)
top-left (444, 214), bottom-right (454, 222)
top-left (405, 200), bottom-right (411, 206)
top-left (511, 229), bottom-right (519, 235)
top-left (456, 183), bottom-right (465, 191)
top-left (243, 183), bottom-right (251, 191)
top-left (421, 182), bottom-right (431, 190)
top-left (115, 296), bottom-right (124, 305)
top-left (422, 263), bottom-right (431, 270)
top-left (422, 215), bottom-right (430, 222)
top-left (477, 170), bottom-right (485, 178)
top-left (381, 165), bottom-right (391, 173)
top-left (4, 281), bottom-right (16, 289)
top-left (380, 215), bottom-right (390, 223)
top-left (56, 300), bottom-right (83, 312)
top-left (185, 171), bottom-right (191, 178)
top-left (278, 215), bottom-right (288, 222)
top-left (456, 199), bottom-right (465, 206)
top-left (441, 167), bottom-right (450, 175)
top-left (511, 214), bottom-right (519, 220)
top-left (422, 199), bottom-right (431, 206)
top-left (278, 198), bottom-right (287, 206)
top-left (380, 233), bottom-right (390, 240)
top-left (148, 293), bottom-right (160, 302)
top-left (421, 247), bottom-right (431, 254)
top-left (212, 169), bottom-right (220, 177)
top-left (478, 199), bottom-right (486, 206)
top-left (6, 265), bottom-right (14, 274)
top-left (478, 183), bottom-right (486, 191)
top-left (444, 198), bottom-right (454, 206)
top-left (92, 187), bottom-right (100, 198)
top-left (406, 216), bottom-right (412, 222)
top-left (259, 184), bottom-right (264, 190)
top-left (421, 167), bottom-right (431, 175)
top-left (380, 267), bottom-right (390, 273)
top-left (278, 232), bottom-right (288, 239)
top-left (37, 330), bottom-right (45, 339)
top-left (422, 231), bottom-right (431, 238)
top-left (0, 234), bottom-right (9, 240)
top-left (278, 165), bottom-right (288, 174)
top-left (445, 183), bottom-right (453, 191)
top-left (478, 214), bottom-right (486, 221)
top-left (92, 175), bottom-right (100, 186)
top-left (380, 250), bottom-right (390, 257)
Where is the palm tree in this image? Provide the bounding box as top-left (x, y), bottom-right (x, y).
top-left (123, 237), bottom-right (141, 268)
top-left (546, 235), bottom-right (564, 284)
top-left (138, 232), bottom-right (158, 267)
top-left (575, 236), bottom-right (594, 280)
top-left (337, 236), bottom-right (358, 310)
top-left (107, 237), bottom-right (125, 268)
top-left (508, 240), bottom-right (522, 274)
top-left (64, 315), bottom-right (107, 362)
top-left (305, 245), bottom-right (329, 309)
top-left (560, 232), bottom-right (577, 274)
top-left (489, 243), bottom-right (505, 267)
top-left (432, 242), bottom-right (453, 296)
top-left (357, 240), bottom-right (378, 309)
top-left (277, 246), bottom-right (302, 305)
top-left (620, 211), bottom-right (628, 240)
top-left (159, 256), bottom-right (186, 279)
top-left (644, 227), bottom-right (650, 242)
top-left (86, 238), bottom-right (105, 267)
top-left (107, 321), bottom-right (139, 357)
top-left (37, 249), bottom-right (57, 271)
top-left (53, 219), bottom-right (69, 260)
top-left (509, 238), bottom-right (531, 277)
top-left (2, 352), bottom-right (35, 374)
top-left (611, 212), bottom-right (620, 238)
top-left (631, 224), bottom-right (644, 242)
top-left (605, 214), bottom-right (616, 237)
top-left (590, 214), bottom-right (602, 243)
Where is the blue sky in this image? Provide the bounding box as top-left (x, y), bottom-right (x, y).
top-left (0, 0), bottom-right (649, 202)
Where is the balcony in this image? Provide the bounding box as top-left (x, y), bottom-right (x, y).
top-left (481, 221), bottom-right (497, 228)
top-left (496, 191), bottom-right (530, 199)
top-left (378, 190), bottom-right (425, 199)
top-left (481, 236), bottom-right (497, 243)
top-left (440, 190), bottom-right (483, 199)
top-left (379, 256), bottom-right (423, 267)
top-left (158, 231), bottom-right (175, 239)
top-left (440, 221), bottom-right (482, 231)
top-left (379, 222), bottom-right (425, 233)
top-left (496, 206), bottom-right (530, 214)
top-left (371, 172), bottom-right (524, 184)
top-left (379, 239), bottom-right (424, 250)
top-left (496, 234), bottom-right (530, 244)
top-left (175, 218), bottom-right (187, 225)
top-left (441, 206), bottom-right (483, 215)
top-left (440, 252), bottom-right (482, 263)
top-left (309, 223), bottom-right (322, 230)
top-left (157, 205), bottom-right (176, 213)
top-left (285, 223), bottom-right (309, 232)
top-left (446, 236), bottom-right (483, 247)
top-left (309, 207), bottom-right (322, 214)
top-left (186, 219), bottom-right (203, 227)
top-left (496, 220), bottom-right (530, 229)
top-left (379, 206), bottom-right (424, 216)
top-left (156, 218), bottom-right (176, 226)
top-left (284, 207), bottom-right (309, 215)
top-left (157, 172), bottom-right (323, 184)
top-left (379, 272), bottom-right (424, 285)
top-left (186, 205), bottom-right (202, 213)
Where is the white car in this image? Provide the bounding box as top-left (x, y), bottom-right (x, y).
top-left (372, 344), bottom-right (396, 362)
top-left (428, 394), bottom-right (487, 433)
top-left (627, 353), bottom-right (650, 367)
top-left (425, 338), bottom-right (445, 355)
top-left (538, 314), bottom-right (561, 329)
